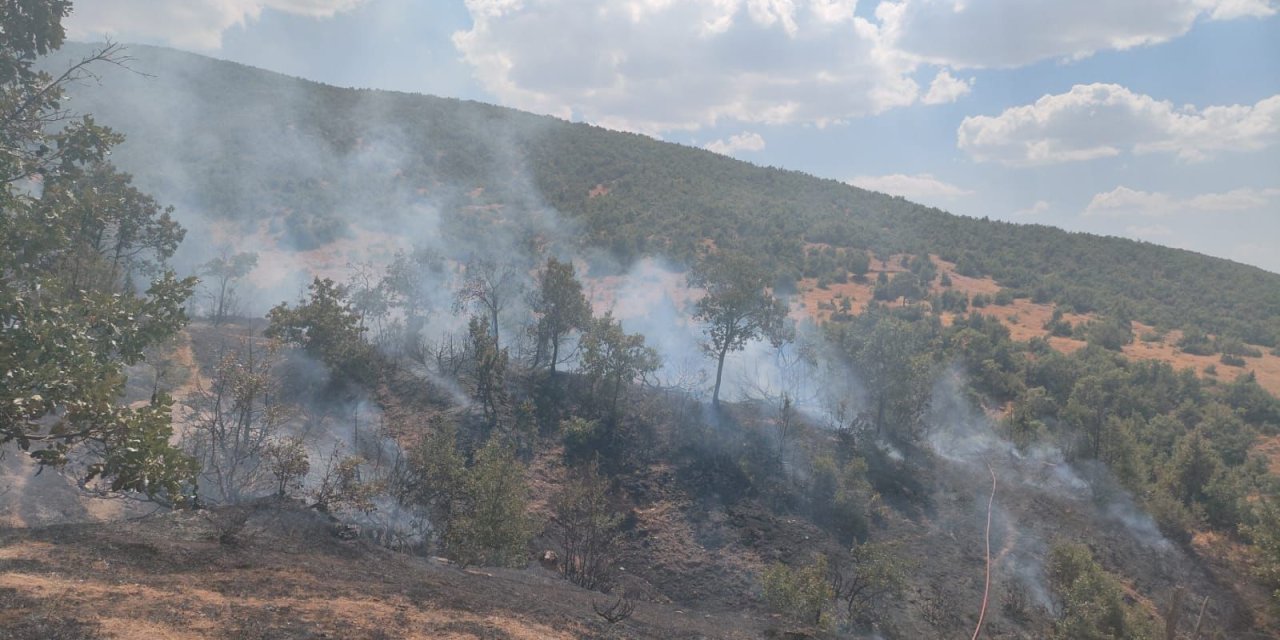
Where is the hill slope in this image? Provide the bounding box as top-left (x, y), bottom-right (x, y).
top-left (44, 43), bottom-right (1280, 347)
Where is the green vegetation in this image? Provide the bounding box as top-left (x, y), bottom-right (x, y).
top-left (0, 3), bottom-right (196, 500)
top-left (1048, 542), bottom-right (1155, 639)
top-left (762, 556), bottom-right (833, 628)
top-left (54, 41), bottom-right (1280, 348)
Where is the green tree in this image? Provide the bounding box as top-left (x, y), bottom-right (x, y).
top-left (447, 439), bottom-right (535, 568)
top-left (690, 252), bottom-right (792, 406)
top-left (266, 277), bottom-right (373, 382)
top-left (762, 556), bottom-right (833, 627)
top-left (468, 315), bottom-right (509, 429)
top-left (1047, 542), bottom-right (1155, 640)
top-left (579, 312), bottom-right (660, 422)
top-left (828, 541), bottom-right (909, 623)
top-left (529, 256), bottom-right (591, 374)
top-left (0, 2), bottom-right (196, 500)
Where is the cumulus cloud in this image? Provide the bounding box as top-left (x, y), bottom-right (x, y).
top-left (921, 69), bottom-right (973, 104)
top-left (1014, 200), bottom-right (1050, 216)
top-left (66, 0), bottom-right (367, 49)
top-left (848, 173), bottom-right (973, 200)
top-left (1084, 185), bottom-right (1280, 216)
top-left (878, 0), bottom-right (1275, 69)
top-left (958, 84), bottom-right (1280, 166)
top-left (704, 131), bottom-right (767, 155)
top-left (453, 0), bottom-right (919, 132)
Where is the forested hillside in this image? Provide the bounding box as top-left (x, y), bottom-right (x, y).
top-left (45, 43), bottom-right (1280, 346)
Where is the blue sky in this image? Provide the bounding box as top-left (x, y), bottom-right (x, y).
top-left (67, 0), bottom-right (1280, 272)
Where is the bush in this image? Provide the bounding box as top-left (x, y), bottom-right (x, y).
top-left (446, 440), bottom-right (536, 568)
top-left (1048, 542), bottom-right (1156, 639)
top-left (762, 556), bottom-right (833, 628)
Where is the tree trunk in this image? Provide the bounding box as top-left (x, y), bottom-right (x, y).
top-left (712, 345), bottom-right (729, 407)
top-left (550, 337), bottom-right (559, 376)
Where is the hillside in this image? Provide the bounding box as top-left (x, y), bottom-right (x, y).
top-left (7, 31), bottom-right (1280, 640)
top-left (43, 43), bottom-right (1280, 347)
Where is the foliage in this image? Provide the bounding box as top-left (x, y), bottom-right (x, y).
top-left (1047, 542), bottom-right (1155, 640)
top-left (579, 312), bottom-right (660, 422)
top-left (0, 2), bottom-right (196, 500)
top-left (690, 251), bottom-right (792, 405)
top-left (468, 315), bottom-right (510, 430)
top-left (827, 541), bottom-right (909, 624)
top-left (266, 277), bottom-right (375, 383)
top-left (826, 306), bottom-right (938, 451)
top-left (528, 256), bottom-right (591, 374)
top-left (311, 448), bottom-right (381, 515)
top-left (762, 556), bottom-right (833, 627)
top-left (446, 439), bottom-right (535, 568)
top-left (1243, 498), bottom-right (1280, 605)
top-left (453, 257), bottom-right (525, 349)
top-left (262, 437), bottom-right (310, 498)
top-left (401, 416), bottom-right (467, 538)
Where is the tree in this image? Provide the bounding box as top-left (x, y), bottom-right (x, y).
top-left (579, 312), bottom-right (661, 422)
top-left (0, 2), bottom-right (197, 500)
top-left (690, 252), bottom-right (792, 406)
top-left (454, 257), bottom-right (525, 349)
top-left (201, 250), bottom-right (257, 324)
top-left (400, 416), bottom-right (467, 541)
top-left (469, 315), bottom-right (509, 429)
top-left (447, 439), bottom-right (535, 567)
top-left (529, 257), bottom-right (591, 374)
top-left (762, 556), bottom-right (833, 627)
top-left (266, 277), bottom-right (373, 383)
top-left (548, 460), bottom-right (621, 590)
top-left (1047, 542), bottom-right (1155, 639)
top-left (262, 437), bottom-right (310, 498)
top-left (827, 542), bottom-right (908, 623)
top-left (184, 338), bottom-right (287, 503)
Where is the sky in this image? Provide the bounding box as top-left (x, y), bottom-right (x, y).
top-left (65, 0), bottom-right (1280, 273)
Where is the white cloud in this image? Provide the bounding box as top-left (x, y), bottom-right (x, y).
top-left (878, 0), bottom-right (1275, 69)
top-left (1085, 185), bottom-right (1280, 216)
top-left (958, 84), bottom-right (1280, 166)
top-left (921, 69), bottom-right (973, 105)
top-left (848, 173), bottom-right (973, 200)
top-left (704, 131), bottom-right (767, 155)
top-left (66, 0), bottom-right (367, 49)
top-left (453, 0), bottom-right (921, 133)
top-left (1014, 200), bottom-right (1050, 216)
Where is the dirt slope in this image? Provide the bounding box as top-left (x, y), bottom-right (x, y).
top-left (0, 502), bottom-right (777, 640)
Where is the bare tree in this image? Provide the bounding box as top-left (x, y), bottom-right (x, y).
top-left (454, 257), bottom-right (525, 349)
top-left (592, 596), bottom-right (635, 624)
top-left (201, 250), bottom-right (258, 324)
top-left (184, 338), bottom-right (288, 503)
top-left (549, 461), bottom-right (620, 590)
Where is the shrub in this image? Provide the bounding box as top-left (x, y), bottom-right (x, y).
top-left (762, 556), bottom-right (833, 628)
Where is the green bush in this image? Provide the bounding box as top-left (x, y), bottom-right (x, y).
top-left (762, 556), bottom-right (833, 628)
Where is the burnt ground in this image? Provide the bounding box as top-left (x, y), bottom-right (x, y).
top-left (0, 500), bottom-right (790, 640)
top-left (4, 322), bottom-right (1277, 639)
